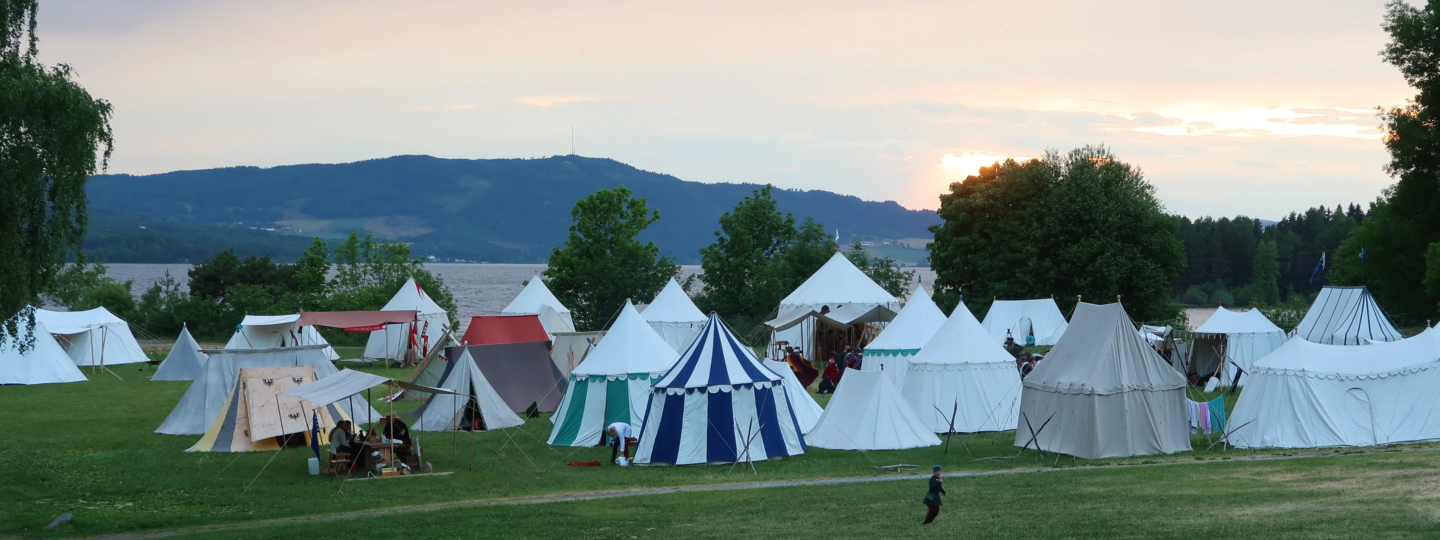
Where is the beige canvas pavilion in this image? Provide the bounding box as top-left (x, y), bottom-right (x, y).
top-left (1014, 302), bottom-right (1190, 459)
top-left (189, 366), bottom-right (343, 452)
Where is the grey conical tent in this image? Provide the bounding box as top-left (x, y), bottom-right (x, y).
top-left (153, 326), bottom-right (208, 382)
top-left (1014, 302), bottom-right (1190, 459)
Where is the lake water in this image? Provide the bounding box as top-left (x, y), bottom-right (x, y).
top-left (107, 263), bottom-right (939, 327)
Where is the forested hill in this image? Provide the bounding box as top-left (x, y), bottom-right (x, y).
top-left (86, 155), bottom-right (940, 263)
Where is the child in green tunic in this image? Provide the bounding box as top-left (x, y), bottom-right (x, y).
top-left (923, 465), bottom-right (946, 524)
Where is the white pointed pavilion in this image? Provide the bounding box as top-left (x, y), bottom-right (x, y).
top-left (862, 281), bottom-right (946, 386)
top-left (806, 370), bottom-right (941, 450)
top-left (502, 276), bottom-right (575, 331)
top-left (549, 300), bottom-right (678, 447)
top-left (153, 325), bottom-right (208, 382)
top-left (771, 252), bottom-right (900, 360)
top-left (364, 277), bottom-right (450, 360)
top-left (900, 304), bottom-right (1023, 433)
top-left (642, 277), bottom-right (708, 352)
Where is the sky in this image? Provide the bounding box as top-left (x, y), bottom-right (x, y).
top-left (37, 0), bottom-right (1416, 219)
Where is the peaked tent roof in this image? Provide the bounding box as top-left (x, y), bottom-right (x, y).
top-left (153, 326), bottom-right (208, 382)
top-left (779, 252), bottom-right (900, 309)
top-left (536, 304), bottom-right (576, 335)
top-left (0, 320), bottom-right (87, 385)
top-left (414, 349), bottom-right (525, 431)
top-left (865, 282), bottom-right (946, 355)
top-left (806, 369), bottom-right (941, 450)
top-left (223, 314), bottom-right (340, 360)
top-left (909, 304), bottom-right (1016, 368)
top-left (572, 300), bottom-right (677, 377)
top-left (655, 313), bottom-right (781, 389)
top-left (642, 278), bottom-right (707, 323)
top-left (981, 299), bottom-right (1069, 346)
top-left (450, 342), bottom-right (569, 413)
top-left (765, 360), bottom-right (824, 433)
top-left (1195, 308), bottom-right (1283, 335)
top-left (461, 315), bottom-right (551, 346)
top-left (1294, 286), bottom-right (1402, 345)
top-left (502, 277), bottom-right (574, 327)
top-left (380, 277), bottom-right (447, 315)
top-left (1024, 302), bottom-right (1187, 396)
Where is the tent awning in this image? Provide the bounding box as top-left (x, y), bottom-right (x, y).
top-left (281, 369), bottom-right (456, 407)
top-left (297, 310), bottom-right (419, 332)
top-left (825, 304), bottom-right (897, 325)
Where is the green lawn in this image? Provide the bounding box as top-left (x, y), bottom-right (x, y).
top-left (178, 449), bottom-right (1440, 539)
top-left (1, 363), bottom-right (1434, 539)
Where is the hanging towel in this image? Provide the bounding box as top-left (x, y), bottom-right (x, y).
top-left (1186, 400), bottom-right (1200, 433)
top-left (1208, 395), bottom-right (1227, 432)
top-left (1197, 401), bottom-right (1211, 433)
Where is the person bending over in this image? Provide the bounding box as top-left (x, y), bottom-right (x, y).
top-left (606, 422), bottom-right (637, 464)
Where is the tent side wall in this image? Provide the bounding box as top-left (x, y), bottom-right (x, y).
top-left (634, 385), bottom-right (806, 465)
top-left (1014, 388), bottom-right (1190, 459)
top-left (1230, 367), bottom-right (1440, 448)
top-left (902, 363), bottom-right (1021, 433)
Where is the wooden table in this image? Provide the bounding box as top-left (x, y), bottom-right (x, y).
top-left (358, 441), bottom-right (400, 471)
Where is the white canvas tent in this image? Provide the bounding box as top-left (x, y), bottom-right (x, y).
top-left (187, 366), bottom-right (340, 452)
top-left (1014, 302), bottom-right (1190, 459)
top-left (549, 330), bottom-right (605, 378)
top-left (765, 359), bottom-right (824, 434)
top-left (412, 349), bottom-right (525, 431)
top-left (772, 252), bottom-right (900, 360)
top-left (1293, 286), bottom-right (1402, 345)
top-left (862, 281), bottom-right (947, 386)
top-left (806, 369), bottom-right (941, 450)
top-left (224, 314), bottom-right (340, 360)
top-left (1190, 308), bottom-right (1286, 387)
top-left (642, 277), bottom-right (707, 352)
top-left (364, 278), bottom-right (450, 360)
top-left (152, 326), bottom-right (208, 382)
top-left (502, 276), bottom-right (575, 330)
top-left (156, 345), bottom-right (377, 435)
top-left (536, 305), bottom-right (576, 336)
top-left (1229, 330), bottom-right (1440, 449)
top-left (981, 299), bottom-right (1069, 346)
top-left (634, 313), bottom-right (808, 465)
top-left (0, 319), bottom-right (87, 385)
top-left (34, 307), bottom-right (149, 367)
top-left (900, 304), bottom-right (1022, 433)
top-left (549, 301), bottom-right (678, 447)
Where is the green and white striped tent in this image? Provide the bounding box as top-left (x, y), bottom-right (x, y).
top-left (548, 300), bottom-right (679, 447)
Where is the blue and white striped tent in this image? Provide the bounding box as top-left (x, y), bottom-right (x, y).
top-left (634, 313), bottom-right (808, 465)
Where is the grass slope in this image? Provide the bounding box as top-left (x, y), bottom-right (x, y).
top-left (1, 360), bottom-right (1433, 539)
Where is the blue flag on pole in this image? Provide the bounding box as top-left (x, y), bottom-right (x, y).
top-left (1360, 247), bottom-right (1367, 261)
top-left (1309, 252), bottom-right (1326, 284)
top-left (309, 410), bottom-right (321, 460)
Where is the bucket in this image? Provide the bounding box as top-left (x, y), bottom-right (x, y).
top-left (307, 457), bottom-right (320, 476)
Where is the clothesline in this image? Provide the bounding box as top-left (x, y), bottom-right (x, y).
top-left (1185, 395), bottom-right (1227, 434)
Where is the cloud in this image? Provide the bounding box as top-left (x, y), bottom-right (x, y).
top-left (514, 96), bottom-right (601, 107)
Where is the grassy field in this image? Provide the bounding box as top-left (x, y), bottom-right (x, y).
top-left (2, 357), bottom-right (1437, 539)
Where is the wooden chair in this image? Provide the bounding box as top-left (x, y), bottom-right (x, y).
top-left (329, 452), bottom-right (351, 477)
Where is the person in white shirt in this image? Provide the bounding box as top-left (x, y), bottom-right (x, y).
top-left (606, 422), bottom-right (636, 464)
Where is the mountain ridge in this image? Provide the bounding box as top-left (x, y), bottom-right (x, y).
top-left (86, 155), bottom-right (940, 264)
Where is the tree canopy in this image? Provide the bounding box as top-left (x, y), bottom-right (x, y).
top-left (1328, 0), bottom-right (1440, 324)
top-left (545, 187), bottom-right (678, 330)
top-left (928, 145), bottom-right (1186, 323)
top-left (694, 185), bottom-right (838, 329)
top-left (0, 0), bottom-right (113, 349)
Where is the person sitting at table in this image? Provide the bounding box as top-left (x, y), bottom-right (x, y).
top-left (606, 422), bottom-right (637, 465)
top-left (380, 415), bottom-right (413, 460)
top-left (329, 420), bottom-right (359, 469)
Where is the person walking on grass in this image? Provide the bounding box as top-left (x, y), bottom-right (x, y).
top-left (923, 465), bottom-right (947, 525)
